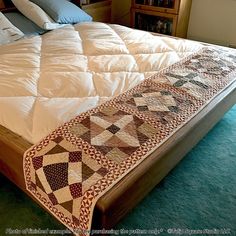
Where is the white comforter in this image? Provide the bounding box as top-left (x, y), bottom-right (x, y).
top-left (0, 22), bottom-right (203, 144)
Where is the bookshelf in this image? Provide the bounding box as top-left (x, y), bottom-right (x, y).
top-left (131, 0), bottom-right (192, 38)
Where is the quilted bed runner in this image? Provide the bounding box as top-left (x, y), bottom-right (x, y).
top-left (24, 47), bottom-right (236, 235)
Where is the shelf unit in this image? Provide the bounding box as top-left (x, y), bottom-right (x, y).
top-left (72, 0), bottom-right (112, 23)
top-left (131, 0), bottom-right (192, 38)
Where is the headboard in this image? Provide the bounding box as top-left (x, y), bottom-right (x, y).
top-left (0, 0), bottom-right (16, 12)
top-left (0, 0), bottom-right (5, 9)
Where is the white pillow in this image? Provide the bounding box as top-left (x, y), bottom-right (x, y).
top-left (0, 12), bottom-right (24, 45)
top-left (11, 0), bottom-right (62, 30)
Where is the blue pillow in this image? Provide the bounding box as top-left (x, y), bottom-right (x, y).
top-left (30, 0), bottom-right (92, 24)
top-left (4, 12), bottom-right (45, 35)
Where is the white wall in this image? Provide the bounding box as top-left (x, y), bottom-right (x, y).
top-left (112, 0), bottom-right (131, 26)
top-left (188, 0), bottom-right (236, 47)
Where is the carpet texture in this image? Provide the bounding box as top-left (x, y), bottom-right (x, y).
top-left (0, 105), bottom-right (235, 235)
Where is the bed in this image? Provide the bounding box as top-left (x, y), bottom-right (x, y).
top-left (0, 0), bottom-right (236, 234)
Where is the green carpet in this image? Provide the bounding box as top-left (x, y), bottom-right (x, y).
top-left (0, 105), bottom-right (235, 235)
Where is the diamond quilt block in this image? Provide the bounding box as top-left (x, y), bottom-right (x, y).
top-left (69, 106), bottom-right (159, 164)
top-left (31, 138), bottom-right (109, 209)
top-left (160, 69), bottom-right (215, 99)
top-left (185, 49), bottom-right (236, 79)
top-left (119, 81), bottom-right (195, 125)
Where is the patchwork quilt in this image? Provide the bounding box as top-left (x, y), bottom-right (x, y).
top-left (24, 47), bottom-right (236, 235)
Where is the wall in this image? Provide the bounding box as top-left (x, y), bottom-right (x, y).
top-left (187, 0), bottom-right (236, 47)
top-left (112, 0), bottom-right (131, 26)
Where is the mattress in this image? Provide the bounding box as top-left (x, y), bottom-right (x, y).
top-left (0, 22), bottom-right (202, 144)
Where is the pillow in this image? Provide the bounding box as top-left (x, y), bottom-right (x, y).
top-left (11, 0), bottom-right (62, 30)
top-left (0, 12), bottom-right (24, 45)
top-left (4, 12), bottom-right (45, 35)
top-left (30, 0), bottom-right (93, 24)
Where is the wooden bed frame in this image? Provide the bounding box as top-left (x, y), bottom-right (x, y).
top-left (0, 1), bottom-right (236, 232)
